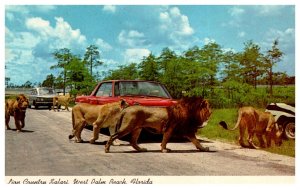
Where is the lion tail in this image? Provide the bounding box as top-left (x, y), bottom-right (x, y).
top-left (69, 109), bottom-right (75, 139)
top-left (219, 110), bottom-right (241, 131)
top-left (115, 111), bottom-right (125, 133)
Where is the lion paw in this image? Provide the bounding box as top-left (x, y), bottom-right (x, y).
top-left (138, 148), bottom-right (148, 152)
top-left (89, 139), bottom-right (96, 144)
top-left (161, 148), bottom-right (171, 153)
top-left (75, 139), bottom-right (83, 143)
top-left (112, 140), bottom-right (121, 146)
top-left (104, 147), bottom-right (110, 153)
top-left (200, 147), bottom-right (209, 152)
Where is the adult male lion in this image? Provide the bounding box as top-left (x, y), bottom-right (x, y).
top-left (219, 106), bottom-right (283, 149)
top-left (105, 97), bottom-right (211, 153)
top-left (69, 100), bottom-right (128, 143)
top-left (51, 94), bottom-right (73, 112)
top-left (5, 94), bottom-right (29, 132)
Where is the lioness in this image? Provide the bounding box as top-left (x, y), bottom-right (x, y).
top-left (69, 100), bottom-right (128, 143)
top-left (105, 97), bottom-right (211, 153)
top-left (5, 94), bottom-right (29, 132)
top-left (219, 106), bottom-right (283, 149)
top-left (51, 94), bottom-right (73, 112)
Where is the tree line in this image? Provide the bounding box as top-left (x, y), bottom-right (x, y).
top-left (8, 39), bottom-right (294, 108)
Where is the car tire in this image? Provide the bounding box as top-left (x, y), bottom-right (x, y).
top-left (284, 122), bottom-right (295, 140)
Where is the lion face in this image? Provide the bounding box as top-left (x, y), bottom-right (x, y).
top-left (198, 100), bottom-right (212, 127)
top-left (17, 94), bottom-right (29, 112)
top-left (273, 123), bottom-right (283, 146)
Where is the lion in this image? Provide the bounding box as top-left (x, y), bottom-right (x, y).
top-left (219, 106), bottom-right (283, 149)
top-left (69, 100), bottom-right (128, 144)
top-left (51, 94), bottom-right (73, 112)
top-left (5, 94), bottom-right (29, 132)
top-left (105, 97), bottom-right (212, 153)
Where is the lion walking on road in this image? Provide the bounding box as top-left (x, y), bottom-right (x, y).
top-left (105, 97), bottom-right (212, 153)
top-left (5, 94), bottom-right (29, 132)
top-left (69, 100), bottom-right (128, 144)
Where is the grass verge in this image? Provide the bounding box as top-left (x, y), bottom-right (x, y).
top-left (200, 108), bottom-right (295, 157)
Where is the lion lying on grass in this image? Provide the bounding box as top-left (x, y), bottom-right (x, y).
top-left (69, 100), bottom-right (128, 144)
top-left (105, 97), bottom-right (212, 153)
top-left (219, 106), bottom-right (283, 149)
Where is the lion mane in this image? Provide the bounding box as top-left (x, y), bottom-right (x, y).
top-left (105, 97), bottom-right (212, 153)
top-left (5, 94), bottom-right (29, 132)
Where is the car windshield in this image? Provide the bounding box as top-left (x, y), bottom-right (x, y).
top-left (39, 88), bottom-right (54, 95)
top-left (117, 81), bottom-right (171, 98)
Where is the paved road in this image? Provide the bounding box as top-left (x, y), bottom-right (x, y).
top-left (5, 108), bottom-right (295, 179)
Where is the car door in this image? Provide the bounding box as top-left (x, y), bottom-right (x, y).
top-left (88, 81), bottom-right (118, 105)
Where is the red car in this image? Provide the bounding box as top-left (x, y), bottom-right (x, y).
top-left (75, 80), bottom-right (177, 107)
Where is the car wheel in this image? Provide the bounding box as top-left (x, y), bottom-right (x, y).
top-left (284, 122), bottom-right (295, 139)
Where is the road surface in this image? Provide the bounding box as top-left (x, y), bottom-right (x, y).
top-left (5, 108), bottom-right (295, 183)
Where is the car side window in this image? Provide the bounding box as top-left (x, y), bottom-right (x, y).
top-left (31, 89), bottom-right (37, 95)
top-left (96, 82), bottom-right (112, 97)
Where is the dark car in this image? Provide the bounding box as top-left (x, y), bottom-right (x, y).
top-left (28, 87), bottom-right (56, 109)
top-left (266, 103), bottom-right (295, 139)
top-left (75, 80), bottom-right (177, 107)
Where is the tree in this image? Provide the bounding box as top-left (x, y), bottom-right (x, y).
top-left (84, 45), bottom-right (103, 77)
top-left (104, 63), bottom-right (139, 80)
top-left (265, 39), bottom-right (284, 96)
top-left (22, 81), bottom-right (33, 88)
top-left (199, 42), bottom-right (223, 87)
top-left (139, 53), bottom-right (159, 81)
top-left (221, 50), bottom-right (241, 82)
top-left (239, 41), bottom-right (264, 89)
top-left (157, 48), bottom-right (177, 71)
top-left (51, 48), bottom-right (72, 95)
top-left (42, 74), bottom-right (55, 88)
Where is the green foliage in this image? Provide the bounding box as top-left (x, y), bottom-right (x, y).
top-left (84, 45), bottom-right (103, 77)
top-left (102, 41), bottom-right (294, 107)
top-left (43, 39), bottom-right (294, 107)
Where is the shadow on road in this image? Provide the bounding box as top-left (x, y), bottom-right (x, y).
top-left (7, 129), bottom-right (34, 133)
top-left (107, 149), bottom-right (217, 154)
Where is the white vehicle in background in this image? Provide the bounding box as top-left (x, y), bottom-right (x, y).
top-left (266, 103), bottom-right (295, 140)
top-left (28, 87), bottom-right (55, 109)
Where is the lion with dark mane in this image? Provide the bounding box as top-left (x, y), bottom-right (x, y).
top-left (5, 94), bottom-right (29, 132)
top-left (219, 106), bottom-right (283, 149)
top-left (105, 97), bottom-right (211, 153)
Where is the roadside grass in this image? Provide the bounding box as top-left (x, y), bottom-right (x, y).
top-left (200, 108), bottom-right (295, 157)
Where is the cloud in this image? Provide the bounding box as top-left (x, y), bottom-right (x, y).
top-left (260, 28), bottom-right (295, 75)
top-left (255, 6), bottom-right (284, 16)
top-left (262, 28), bottom-right (295, 53)
top-left (159, 7), bottom-right (194, 36)
top-left (229, 6), bottom-right (245, 17)
top-left (158, 6), bottom-right (197, 51)
top-left (6, 16), bottom-right (88, 85)
top-left (103, 5), bottom-right (116, 13)
top-left (123, 49), bottom-right (151, 63)
top-left (25, 17), bottom-right (87, 57)
top-left (118, 30), bottom-right (149, 47)
top-left (238, 31), bottom-right (246, 38)
top-left (203, 37), bottom-right (216, 45)
top-left (94, 38), bottom-right (112, 52)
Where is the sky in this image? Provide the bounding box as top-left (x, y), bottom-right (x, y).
top-left (4, 2), bottom-right (296, 86)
